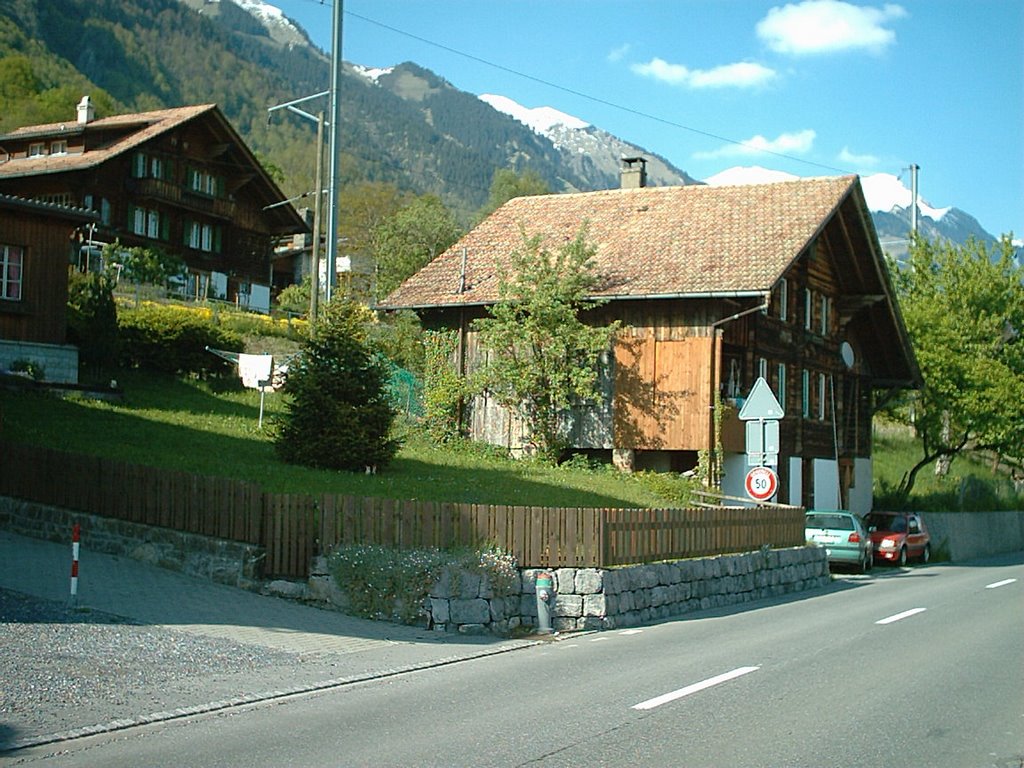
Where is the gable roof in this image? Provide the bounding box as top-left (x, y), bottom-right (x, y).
top-left (0, 104), bottom-right (305, 234)
top-left (382, 175), bottom-right (860, 309)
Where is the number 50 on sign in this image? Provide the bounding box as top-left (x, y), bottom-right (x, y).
top-left (745, 466), bottom-right (778, 502)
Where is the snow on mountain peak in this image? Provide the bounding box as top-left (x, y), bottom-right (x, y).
top-left (704, 166), bottom-right (798, 186)
top-left (860, 173), bottom-right (950, 221)
top-left (353, 64), bottom-right (394, 83)
top-left (228, 0), bottom-right (297, 34)
top-left (479, 94), bottom-right (589, 135)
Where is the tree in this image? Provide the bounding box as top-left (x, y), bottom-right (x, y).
top-left (104, 241), bottom-right (185, 287)
top-left (475, 168), bottom-right (550, 222)
top-left (372, 194), bottom-right (462, 302)
top-left (66, 269), bottom-right (118, 371)
top-left (275, 299), bottom-right (399, 471)
top-left (472, 226), bottom-right (619, 460)
top-left (887, 234), bottom-right (1024, 498)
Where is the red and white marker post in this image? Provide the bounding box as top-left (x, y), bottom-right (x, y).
top-left (69, 523), bottom-right (80, 607)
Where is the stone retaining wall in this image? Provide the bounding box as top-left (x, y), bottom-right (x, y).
top-left (0, 497), bottom-right (263, 588)
top-left (308, 546), bottom-right (831, 635)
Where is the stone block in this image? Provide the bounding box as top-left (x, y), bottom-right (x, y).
top-left (555, 568), bottom-right (577, 594)
top-left (552, 593), bottom-right (583, 618)
top-left (450, 598), bottom-right (490, 625)
top-left (429, 597), bottom-right (450, 624)
top-left (575, 568), bottom-right (603, 594)
top-left (583, 593), bottom-right (607, 617)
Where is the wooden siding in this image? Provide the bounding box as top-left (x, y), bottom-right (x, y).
top-left (0, 208), bottom-right (79, 344)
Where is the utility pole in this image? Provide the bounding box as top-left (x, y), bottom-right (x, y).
top-left (909, 163), bottom-right (920, 235)
top-left (309, 111), bottom-right (324, 320)
top-left (324, 0), bottom-right (344, 304)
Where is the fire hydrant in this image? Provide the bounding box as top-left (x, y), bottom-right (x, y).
top-left (535, 571), bottom-right (554, 634)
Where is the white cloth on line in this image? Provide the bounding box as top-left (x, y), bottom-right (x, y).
top-left (238, 354), bottom-right (273, 389)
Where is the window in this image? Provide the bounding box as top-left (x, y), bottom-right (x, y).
top-left (50, 140), bottom-right (67, 155)
top-left (187, 221), bottom-right (221, 253)
top-left (818, 373), bottom-right (827, 420)
top-left (1, 244), bottom-right (24, 300)
top-left (189, 168), bottom-right (222, 197)
top-left (28, 142), bottom-right (45, 158)
top-left (777, 363), bottom-right (787, 411)
top-left (758, 357), bottom-right (768, 380)
top-left (778, 279), bottom-right (789, 322)
top-left (132, 152), bottom-right (167, 179)
top-left (130, 206), bottom-right (166, 240)
top-left (804, 288), bottom-right (813, 330)
top-left (802, 369), bottom-right (810, 418)
top-left (820, 295), bottom-right (830, 336)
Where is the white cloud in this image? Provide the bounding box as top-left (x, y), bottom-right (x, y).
top-left (694, 129), bottom-right (817, 159)
top-left (756, 1), bottom-right (907, 55)
top-left (631, 58), bottom-right (776, 88)
top-left (607, 44), bottom-right (631, 63)
top-left (838, 146), bottom-right (879, 167)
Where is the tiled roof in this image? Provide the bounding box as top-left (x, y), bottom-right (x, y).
top-left (0, 105), bottom-right (217, 179)
top-left (381, 175), bottom-right (860, 309)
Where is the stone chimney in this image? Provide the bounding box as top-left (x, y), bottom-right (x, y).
top-left (76, 96), bottom-right (94, 125)
top-left (621, 156), bottom-right (647, 189)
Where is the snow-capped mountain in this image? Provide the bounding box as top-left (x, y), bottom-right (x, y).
top-left (182, 0), bottom-right (312, 49)
top-left (705, 166), bottom-right (996, 257)
top-left (479, 93), bottom-right (699, 189)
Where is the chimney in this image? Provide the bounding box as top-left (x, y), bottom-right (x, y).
top-left (621, 156), bottom-right (647, 189)
top-left (76, 95), bottom-right (94, 125)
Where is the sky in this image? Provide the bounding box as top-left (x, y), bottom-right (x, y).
top-left (264, 0), bottom-right (1023, 240)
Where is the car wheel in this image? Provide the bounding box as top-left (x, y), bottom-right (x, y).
top-left (921, 544), bottom-right (931, 564)
top-left (898, 546), bottom-right (908, 567)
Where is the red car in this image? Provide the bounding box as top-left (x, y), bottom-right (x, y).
top-left (865, 512), bottom-right (931, 566)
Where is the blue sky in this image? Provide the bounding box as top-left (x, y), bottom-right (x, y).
top-left (267, 0), bottom-right (1023, 239)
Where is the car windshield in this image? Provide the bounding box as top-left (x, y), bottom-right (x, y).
top-left (806, 514), bottom-right (854, 530)
top-left (866, 514), bottom-right (906, 533)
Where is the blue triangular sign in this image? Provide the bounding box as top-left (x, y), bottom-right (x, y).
top-left (738, 377), bottom-right (785, 421)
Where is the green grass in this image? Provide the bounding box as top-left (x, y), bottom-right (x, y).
top-left (0, 369), bottom-right (674, 508)
top-left (4, 370), bottom-right (1019, 510)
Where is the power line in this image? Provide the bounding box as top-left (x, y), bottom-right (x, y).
top-left (327, 6), bottom-right (854, 176)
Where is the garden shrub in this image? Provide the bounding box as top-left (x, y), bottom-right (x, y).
top-left (67, 270), bottom-right (119, 369)
top-left (118, 303), bottom-right (242, 375)
top-left (327, 543), bottom-right (518, 624)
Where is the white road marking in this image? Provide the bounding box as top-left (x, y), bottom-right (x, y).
top-left (619, 629), bottom-right (643, 635)
top-left (985, 578), bottom-right (1017, 589)
top-left (632, 666), bottom-right (760, 711)
top-left (876, 607), bottom-right (927, 625)
top-left (589, 636), bottom-right (609, 642)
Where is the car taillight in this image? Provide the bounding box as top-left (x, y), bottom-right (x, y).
top-left (848, 532), bottom-right (861, 543)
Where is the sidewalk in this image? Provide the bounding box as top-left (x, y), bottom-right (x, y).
top-left (0, 528), bottom-right (538, 751)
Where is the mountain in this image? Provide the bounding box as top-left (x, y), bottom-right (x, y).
top-left (0, 0), bottom-right (998, 249)
top-left (706, 166), bottom-right (997, 259)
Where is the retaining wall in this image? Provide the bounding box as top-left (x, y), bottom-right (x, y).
top-left (307, 546), bottom-right (831, 635)
top-left (922, 510), bottom-right (1024, 562)
top-left (0, 497), bottom-right (263, 588)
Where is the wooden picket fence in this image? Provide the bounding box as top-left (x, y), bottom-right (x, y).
top-left (0, 441), bottom-right (804, 577)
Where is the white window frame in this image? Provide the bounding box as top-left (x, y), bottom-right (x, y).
top-left (50, 140), bottom-right (67, 155)
top-left (820, 295), bottom-right (830, 336)
top-left (777, 363), bottom-right (787, 410)
top-left (802, 369), bottom-right (810, 419)
top-left (804, 288), bottom-right (813, 330)
top-left (818, 373), bottom-right (827, 421)
top-left (778, 279), bottom-right (788, 321)
top-left (1, 244), bottom-right (24, 300)
top-left (28, 142), bottom-right (45, 158)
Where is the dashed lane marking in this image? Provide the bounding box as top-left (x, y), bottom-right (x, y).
top-left (985, 578), bottom-right (1017, 589)
top-left (876, 607), bottom-right (927, 625)
top-left (632, 666), bottom-right (760, 711)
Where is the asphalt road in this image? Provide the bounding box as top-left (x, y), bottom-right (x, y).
top-left (6, 554), bottom-right (1022, 768)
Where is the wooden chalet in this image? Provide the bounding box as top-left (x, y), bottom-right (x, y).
top-left (0, 97), bottom-right (306, 312)
top-left (381, 163), bottom-right (921, 513)
top-left (0, 194), bottom-right (98, 383)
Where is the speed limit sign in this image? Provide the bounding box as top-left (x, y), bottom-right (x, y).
top-left (745, 466), bottom-right (778, 502)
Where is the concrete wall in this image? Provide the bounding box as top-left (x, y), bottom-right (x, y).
top-left (921, 510), bottom-right (1024, 562)
top-left (0, 339), bottom-right (78, 384)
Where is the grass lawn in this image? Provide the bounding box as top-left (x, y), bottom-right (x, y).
top-left (0, 369), bottom-right (673, 508)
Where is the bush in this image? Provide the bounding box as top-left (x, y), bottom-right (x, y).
top-left (67, 270), bottom-right (119, 369)
top-left (327, 543), bottom-right (518, 623)
top-left (118, 303), bottom-right (242, 375)
top-left (274, 299), bottom-right (399, 471)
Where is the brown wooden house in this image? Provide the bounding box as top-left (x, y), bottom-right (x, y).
top-left (0, 97), bottom-right (306, 311)
top-left (0, 194), bottom-right (98, 383)
top-left (381, 165), bottom-right (921, 514)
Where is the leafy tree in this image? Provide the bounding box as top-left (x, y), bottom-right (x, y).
top-left (66, 269), bottom-right (118, 370)
top-left (275, 299), bottom-right (400, 471)
top-left (887, 234), bottom-right (1024, 499)
top-left (275, 275), bottom-right (316, 318)
top-left (105, 240), bottom-right (185, 287)
top-left (472, 226), bottom-right (619, 460)
top-left (372, 194), bottom-right (462, 302)
top-left (475, 168), bottom-right (550, 222)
